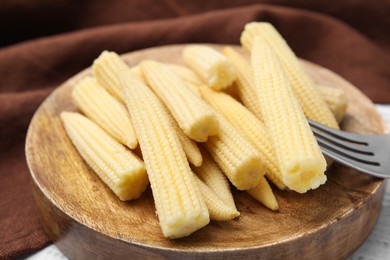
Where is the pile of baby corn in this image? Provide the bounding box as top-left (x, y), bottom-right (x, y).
top-left (61, 22), bottom-right (348, 239)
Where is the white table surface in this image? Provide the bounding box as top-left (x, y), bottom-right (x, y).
top-left (26, 105), bottom-right (390, 260)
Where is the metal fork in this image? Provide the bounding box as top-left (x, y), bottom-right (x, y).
top-left (308, 119), bottom-right (390, 178)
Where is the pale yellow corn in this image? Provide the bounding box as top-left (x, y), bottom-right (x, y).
top-left (72, 76), bottom-right (138, 149)
top-left (130, 63), bottom-right (204, 86)
top-left (185, 81), bottom-right (201, 96)
top-left (193, 148), bottom-right (236, 210)
top-left (92, 51), bottom-right (129, 102)
top-left (167, 63), bottom-right (204, 86)
top-left (247, 177), bottom-right (279, 211)
top-left (131, 64), bottom-right (202, 96)
top-left (223, 47), bottom-right (344, 125)
top-left (167, 64), bottom-right (202, 96)
top-left (318, 85), bottom-right (348, 123)
top-left (199, 86), bottom-right (285, 190)
top-left (127, 69), bottom-right (203, 165)
top-left (193, 173), bottom-right (240, 221)
top-left (251, 36), bottom-right (327, 193)
top-left (223, 47), bottom-right (263, 119)
top-left (241, 22), bottom-right (339, 129)
top-left (60, 112), bottom-right (148, 201)
top-left (165, 64), bottom-right (202, 95)
top-left (120, 70), bottom-right (209, 239)
top-left (203, 111), bottom-right (267, 190)
top-left (173, 119), bottom-right (203, 167)
top-left (140, 60), bottom-right (219, 142)
top-left (129, 65), bottom-right (145, 81)
top-left (183, 45), bottom-right (237, 90)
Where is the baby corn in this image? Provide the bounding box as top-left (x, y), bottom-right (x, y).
top-left (203, 111), bottom-right (267, 191)
top-left (72, 76), bottom-right (137, 149)
top-left (167, 63), bottom-right (204, 86)
top-left (247, 177), bottom-right (279, 211)
top-left (223, 47), bottom-right (263, 119)
top-left (140, 60), bottom-right (219, 142)
top-left (183, 45), bottom-right (237, 90)
top-left (60, 112), bottom-right (148, 201)
top-left (172, 118), bottom-right (203, 167)
top-left (318, 85), bottom-right (348, 123)
top-left (120, 70), bottom-right (209, 239)
top-left (131, 63), bottom-right (202, 96)
top-left (251, 36), bottom-right (327, 193)
top-left (130, 63), bottom-right (204, 86)
top-left (94, 53), bottom-right (202, 166)
top-left (199, 86), bottom-right (285, 190)
top-left (193, 148), bottom-right (237, 210)
top-left (131, 64), bottom-right (202, 165)
top-left (92, 51), bottom-right (130, 102)
top-left (241, 22), bottom-right (339, 129)
top-left (129, 65), bottom-right (145, 80)
top-left (193, 174), bottom-right (240, 221)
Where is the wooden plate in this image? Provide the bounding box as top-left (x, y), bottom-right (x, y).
top-left (26, 45), bottom-right (388, 259)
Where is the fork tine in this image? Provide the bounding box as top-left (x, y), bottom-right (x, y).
top-left (308, 119), bottom-right (367, 144)
top-left (316, 143), bottom-right (388, 178)
top-left (307, 119), bottom-right (390, 178)
top-left (310, 127), bottom-right (374, 155)
top-left (314, 135), bottom-right (378, 164)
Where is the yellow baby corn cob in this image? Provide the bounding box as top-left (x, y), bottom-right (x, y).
top-left (223, 47), bottom-right (263, 119)
top-left (193, 148), bottom-right (236, 210)
top-left (241, 22), bottom-right (339, 129)
top-left (72, 76), bottom-right (138, 149)
top-left (140, 60), bottom-right (219, 142)
top-left (251, 36), bottom-right (327, 193)
top-left (247, 177), bottom-right (279, 211)
top-left (92, 51), bottom-right (129, 102)
top-left (120, 70), bottom-right (209, 239)
top-left (161, 63), bottom-right (202, 95)
top-left (161, 101), bottom-right (203, 166)
top-left (130, 64), bottom-right (202, 96)
top-left (193, 173), bottom-right (240, 221)
top-left (172, 119), bottom-right (203, 167)
top-left (93, 52), bottom-right (202, 166)
top-left (203, 111), bottom-right (267, 190)
top-left (199, 86), bottom-right (285, 190)
top-left (129, 63), bottom-right (204, 86)
top-left (318, 85), bottom-right (348, 123)
top-left (129, 65), bottom-right (145, 81)
top-left (223, 47), bottom-right (345, 125)
top-left (184, 81), bottom-right (201, 96)
top-left (183, 45), bottom-right (237, 90)
top-left (167, 63), bottom-right (204, 86)
top-left (60, 112), bottom-right (148, 201)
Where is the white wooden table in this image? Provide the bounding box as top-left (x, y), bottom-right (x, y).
top-left (27, 105), bottom-right (390, 260)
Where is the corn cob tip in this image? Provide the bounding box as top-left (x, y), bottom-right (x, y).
top-left (183, 45), bottom-right (237, 90)
top-left (92, 50), bottom-right (113, 67)
top-left (71, 76), bottom-right (138, 149)
top-left (140, 59), bottom-right (219, 142)
top-left (283, 160), bottom-right (327, 194)
top-left (317, 85), bottom-right (348, 123)
top-left (91, 50), bottom-right (131, 102)
top-left (60, 111), bottom-right (148, 201)
top-left (193, 148), bottom-right (238, 210)
top-left (246, 177), bottom-right (279, 211)
top-left (194, 174), bottom-right (240, 221)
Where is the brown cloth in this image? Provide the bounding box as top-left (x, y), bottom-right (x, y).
top-left (0, 1), bottom-right (389, 258)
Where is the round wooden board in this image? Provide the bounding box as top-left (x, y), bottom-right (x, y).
top-left (26, 44), bottom-right (388, 259)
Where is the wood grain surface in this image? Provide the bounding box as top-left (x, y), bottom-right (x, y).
top-left (26, 45), bottom-right (387, 259)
